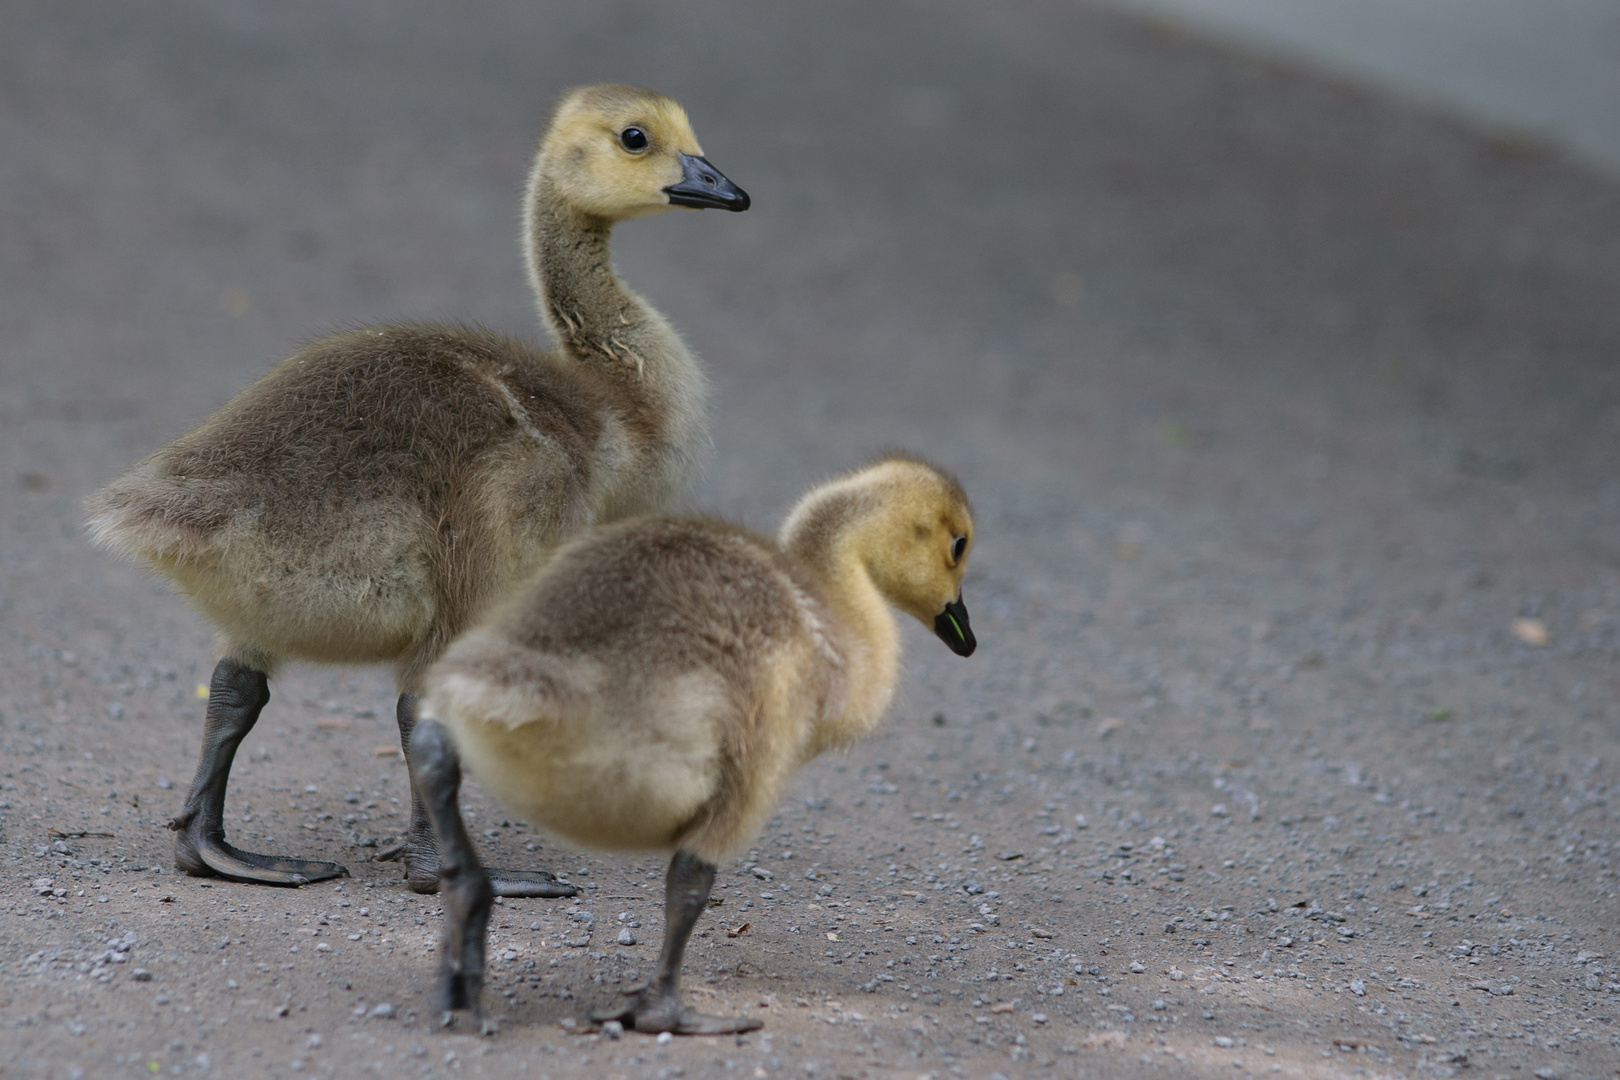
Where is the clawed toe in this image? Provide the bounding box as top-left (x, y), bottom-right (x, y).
top-left (375, 838), bottom-right (447, 894)
top-left (373, 840), bottom-right (409, 863)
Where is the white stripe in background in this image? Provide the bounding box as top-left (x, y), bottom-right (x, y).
top-left (1092, 0), bottom-right (1620, 176)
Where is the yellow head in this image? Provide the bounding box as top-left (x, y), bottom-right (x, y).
top-left (538, 84), bottom-right (749, 221)
top-left (781, 455), bottom-right (978, 657)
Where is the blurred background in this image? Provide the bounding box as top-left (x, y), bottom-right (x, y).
top-left (2, 1), bottom-right (1618, 1074)
top-left (1103, 0), bottom-right (1620, 176)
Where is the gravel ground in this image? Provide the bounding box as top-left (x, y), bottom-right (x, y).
top-left (3, 1), bottom-right (1619, 1078)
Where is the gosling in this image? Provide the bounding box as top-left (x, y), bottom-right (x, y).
top-left (410, 455), bottom-right (977, 1034)
top-left (85, 84), bottom-right (749, 894)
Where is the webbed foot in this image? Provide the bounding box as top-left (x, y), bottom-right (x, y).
top-left (173, 811), bottom-right (347, 886)
top-left (438, 1010), bottom-right (499, 1037)
top-left (591, 992), bottom-right (762, 1035)
top-left (393, 692), bottom-right (575, 898)
top-left (168, 657), bottom-right (349, 887)
top-left (377, 829), bottom-right (575, 898)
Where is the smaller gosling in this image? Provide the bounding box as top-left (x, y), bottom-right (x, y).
top-left (409, 455), bottom-right (977, 1034)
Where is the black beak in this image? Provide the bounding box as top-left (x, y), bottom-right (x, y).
top-left (664, 152), bottom-right (750, 211)
top-left (933, 597), bottom-right (976, 657)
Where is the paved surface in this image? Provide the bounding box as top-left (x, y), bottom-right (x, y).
top-left (3, 1), bottom-right (1620, 1078)
top-left (1098, 0), bottom-right (1620, 176)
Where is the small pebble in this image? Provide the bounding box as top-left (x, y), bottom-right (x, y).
top-left (370, 1003), bottom-right (396, 1019)
top-left (131, 969), bottom-right (152, 982)
top-left (1511, 617), bottom-right (1549, 646)
top-left (617, 928), bottom-right (636, 946)
top-left (601, 1020), bottom-right (624, 1039)
top-left (656, 1031), bottom-right (674, 1046)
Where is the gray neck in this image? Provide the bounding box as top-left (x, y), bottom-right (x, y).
top-left (525, 176), bottom-right (638, 370)
top-left (521, 168), bottom-right (709, 514)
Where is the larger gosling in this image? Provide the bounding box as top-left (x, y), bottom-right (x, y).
top-left (410, 455), bottom-right (977, 1034)
top-left (84, 84), bottom-right (749, 895)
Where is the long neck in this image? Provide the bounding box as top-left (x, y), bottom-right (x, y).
top-left (521, 167), bottom-right (708, 513)
top-left (784, 514), bottom-right (901, 748)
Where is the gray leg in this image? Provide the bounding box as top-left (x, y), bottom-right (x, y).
top-left (591, 852), bottom-right (763, 1035)
top-left (170, 657), bottom-right (348, 886)
top-left (407, 718), bottom-right (494, 1032)
top-left (379, 693), bottom-right (575, 899)
top-left (375, 693), bottom-right (443, 893)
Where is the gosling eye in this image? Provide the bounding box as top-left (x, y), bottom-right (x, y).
top-left (619, 127), bottom-right (649, 153)
top-left (951, 536), bottom-right (968, 564)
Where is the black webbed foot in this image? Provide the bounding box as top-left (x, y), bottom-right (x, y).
top-left (392, 693), bottom-right (576, 897)
top-left (591, 992), bottom-right (762, 1035)
top-left (589, 851), bottom-right (763, 1036)
top-left (173, 811), bottom-right (347, 886)
top-left (170, 658), bottom-right (349, 887)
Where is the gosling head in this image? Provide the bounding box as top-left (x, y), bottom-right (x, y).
top-left (540, 83), bottom-right (750, 221)
top-left (785, 455), bottom-right (978, 657)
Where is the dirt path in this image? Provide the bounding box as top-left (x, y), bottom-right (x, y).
top-left (3, 1), bottom-right (1618, 1078)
